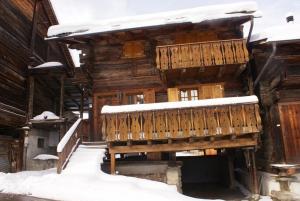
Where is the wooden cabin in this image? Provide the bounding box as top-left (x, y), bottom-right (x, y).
top-left (0, 0), bottom-right (89, 172)
top-left (47, 2), bottom-right (262, 193)
top-left (250, 21), bottom-right (300, 168)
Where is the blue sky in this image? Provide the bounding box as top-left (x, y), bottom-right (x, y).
top-left (50, 0), bottom-right (300, 34)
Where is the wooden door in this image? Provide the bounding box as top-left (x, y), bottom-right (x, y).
top-left (278, 102), bottom-right (300, 163)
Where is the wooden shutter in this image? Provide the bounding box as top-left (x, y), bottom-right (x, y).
top-left (167, 88), bottom-right (179, 102)
top-left (144, 89), bottom-right (155, 103)
top-left (199, 84), bottom-right (224, 99)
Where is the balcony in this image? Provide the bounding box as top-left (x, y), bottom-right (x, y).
top-left (156, 39), bottom-right (249, 70)
top-left (101, 95), bottom-right (261, 155)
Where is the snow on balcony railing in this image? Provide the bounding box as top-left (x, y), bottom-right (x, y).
top-left (101, 95), bottom-right (258, 114)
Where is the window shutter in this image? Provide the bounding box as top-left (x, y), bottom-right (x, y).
top-left (167, 88), bottom-right (179, 102)
top-left (144, 89), bottom-right (155, 103)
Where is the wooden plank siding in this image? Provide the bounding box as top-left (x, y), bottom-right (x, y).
top-left (278, 102), bottom-right (300, 163)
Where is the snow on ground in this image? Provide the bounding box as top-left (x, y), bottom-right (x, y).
top-left (0, 145), bottom-right (220, 201)
top-left (33, 111), bottom-right (59, 120)
top-left (33, 154), bottom-right (58, 160)
top-left (102, 95), bottom-right (258, 114)
top-left (47, 1), bottom-right (258, 39)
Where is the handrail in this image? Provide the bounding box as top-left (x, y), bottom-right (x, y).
top-left (57, 118), bottom-right (82, 173)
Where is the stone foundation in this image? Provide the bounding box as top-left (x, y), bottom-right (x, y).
top-left (103, 161), bottom-right (182, 192)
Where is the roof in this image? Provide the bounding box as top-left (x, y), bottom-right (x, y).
top-left (250, 22), bottom-right (300, 43)
top-left (47, 1), bottom-right (258, 39)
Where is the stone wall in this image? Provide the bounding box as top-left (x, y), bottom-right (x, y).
top-left (102, 161), bottom-right (182, 192)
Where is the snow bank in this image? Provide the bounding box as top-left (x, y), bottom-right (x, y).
top-left (101, 95), bottom-right (258, 114)
top-left (250, 22), bottom-right (300, 43)
top-left (34, 154), bottom-right (59, 160)
top-left (57, 118), bottom-right (82, 152)
top-left (0, 146), bottom-right (219, 201)
top-left (33, 111), bottom-right (59, 120)
top-left (33, 62), bottom-right (63, 68)
top-left (47, 1), bottom-right (258, 39)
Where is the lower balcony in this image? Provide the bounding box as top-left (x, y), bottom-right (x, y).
top-left (101, 95), bottom-right (261, 154)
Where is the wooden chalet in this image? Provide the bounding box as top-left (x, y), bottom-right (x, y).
top-left (46, 2), bottom-right (263, 194)
top-left (0, 0), bottom-right (89, 172)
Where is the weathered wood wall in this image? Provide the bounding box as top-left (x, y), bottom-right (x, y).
top-left (0, 0), bottom-right (72, 128)
top-left (82, 21), bottom-right (251, 140)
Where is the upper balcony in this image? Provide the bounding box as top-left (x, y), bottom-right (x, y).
top-left (156, 39), bottom-right (249, 70)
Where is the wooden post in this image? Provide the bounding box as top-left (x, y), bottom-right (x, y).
top-left (27, 76), bottom-right (35, 122)
top-left (250, 149), bottom-right (259, 195)
top-left (59, 76), bottom-right (65, 139)
top-left (80, 89), bottom-right (84, 118)
top-left (110, 153), bottom-right (116, 174)
top-left (59, 76), bottom-right (64, 118)
top-left (227, 153), bottom-right (235, 189)
top-left (29, 0), bottom-right (40, 51)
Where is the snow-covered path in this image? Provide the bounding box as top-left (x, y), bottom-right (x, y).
top-left (0, 145), bottom-right (219, 201)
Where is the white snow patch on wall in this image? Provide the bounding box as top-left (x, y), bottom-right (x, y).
top-left (101, 95), bottom-right (258, 114)
top-left (69, 48), bottom-right (82, 67)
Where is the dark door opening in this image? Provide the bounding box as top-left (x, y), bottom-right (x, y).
top-left (178, 154), bottom-right (246, 200)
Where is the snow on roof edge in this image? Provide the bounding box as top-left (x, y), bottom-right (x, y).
top-left (101, 95), bottom-right (258, 114)
top-left (47, 1), bottom-right (258, 39)
top-left (250, 22), bottom-right (300, 43)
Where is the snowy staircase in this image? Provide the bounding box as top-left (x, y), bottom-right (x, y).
top-left (62, 144), bottom-right (106, 174)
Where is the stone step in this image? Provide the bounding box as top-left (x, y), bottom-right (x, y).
top-left (82, 141), bottom-right (106, 146)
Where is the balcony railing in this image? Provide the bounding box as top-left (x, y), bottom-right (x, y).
top-left (156, 39), bottom-right (249, 70)
top-left (101, 96), bottom-right (261, 143)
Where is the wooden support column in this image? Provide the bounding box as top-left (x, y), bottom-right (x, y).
top-left (59, 76), bottom-right (65, 139)
top-left (244, 148), bottom-right (259, 195)
top-left (29, 0), bottom-right (40, 51)
top-left (59, 76), bottom-right (65, 118)
top-left (92, 95), bottom-right (98, 141)
top-left (27, 76), bottom-right (35, 122)
top-left (250, 149), bottom-right (259, 195)
top-left (80, 89), bottom-right (84, 118)
top-left (110, 153), bottom-right (116, 174)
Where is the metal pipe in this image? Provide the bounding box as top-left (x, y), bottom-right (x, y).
top-left (254, 42), bottom-right (277, 88)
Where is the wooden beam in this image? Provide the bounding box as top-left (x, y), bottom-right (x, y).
top-left (109, 137), bottom-right (257, 154)
top-left (27, 76), bottom-right (35, 122)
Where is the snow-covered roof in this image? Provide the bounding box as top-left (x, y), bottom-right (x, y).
top-left (33, 62), bottom-right (63, 69)
top-left (33, 111), bottom-right (60, 120)
top-left (250, 22), bottom-right (300, 43)
top-left (47, 1), bottom-right (258, 39)
top-left (101, 95), bottom-right (258, 114)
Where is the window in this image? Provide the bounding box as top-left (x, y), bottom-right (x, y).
top-left (127, 94), bottom-right (144, 104)
top-left (180, 89), bottom-right (199, 101)
top-left (37, 138), bottom-right (45, 148)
